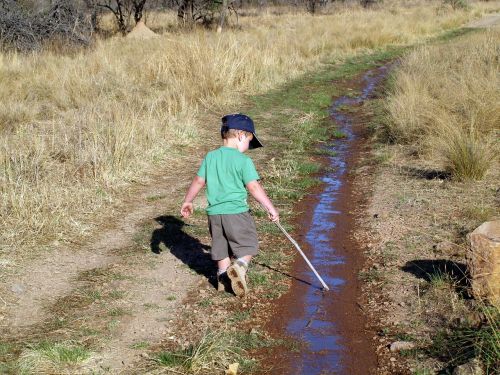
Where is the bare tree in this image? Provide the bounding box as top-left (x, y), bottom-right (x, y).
top-left (95, 0), bottom-right (147, 33)
top-left (132, 0), bottom-right (147, 23)
top-left (177, 0), bottom-right (238, 28)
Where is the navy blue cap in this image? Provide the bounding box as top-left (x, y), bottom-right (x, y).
top-left (221, 113), bottom-right (263, 149)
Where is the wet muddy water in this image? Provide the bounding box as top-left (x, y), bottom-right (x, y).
top-left (262, 65), bottom-right (392, 375)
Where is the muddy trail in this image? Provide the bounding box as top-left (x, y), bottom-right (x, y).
top-left (258, 64), bottom-right (394, 374)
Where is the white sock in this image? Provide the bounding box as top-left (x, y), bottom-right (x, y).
top-left (236, 258), bottom-right (249, 267)
top-left (217, 267), bottom-right (228, 276)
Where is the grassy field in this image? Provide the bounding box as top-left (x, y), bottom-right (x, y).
top-left (1, 1), bottom-right (496, 267)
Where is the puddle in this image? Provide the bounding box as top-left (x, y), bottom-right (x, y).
top-left (263, 64), bottom-right (393, 374)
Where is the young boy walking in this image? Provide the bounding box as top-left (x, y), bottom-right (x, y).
top-left (180, 113), bottom-right (279, 297)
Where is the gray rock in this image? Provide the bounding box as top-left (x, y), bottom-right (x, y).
top-left (453, 359), bottom-right (484, 375)
top-left (389, 341), bottom-right (415, 352)
top-left (10, 283), bottom-right (25, 294)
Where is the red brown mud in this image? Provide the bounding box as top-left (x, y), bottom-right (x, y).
top-left (256, 65), bottom-right (394, 375)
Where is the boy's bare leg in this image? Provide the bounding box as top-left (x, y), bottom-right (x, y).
top-left (217, 257), bottom-right (231, 272)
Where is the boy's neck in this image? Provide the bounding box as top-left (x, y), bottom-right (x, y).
top-left (223, 138), bottom-right (239, 149)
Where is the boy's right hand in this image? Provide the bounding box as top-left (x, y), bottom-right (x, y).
top-left (180, 202), bottom-right (194, 218)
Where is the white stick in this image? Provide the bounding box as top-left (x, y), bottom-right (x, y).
top-left (275, 221), bottom-right (330, 291)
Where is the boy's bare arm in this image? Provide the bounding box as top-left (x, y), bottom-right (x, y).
top-left (246, 180), bottom-right (279, 222)
top-left (180, 176), bottom-right (206, 218)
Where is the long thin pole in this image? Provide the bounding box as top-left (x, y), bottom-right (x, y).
top-left (275, 221), bottom-right (330, 291)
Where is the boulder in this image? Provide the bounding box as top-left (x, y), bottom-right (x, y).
top-left (466, 221), bottom-right (500, 307)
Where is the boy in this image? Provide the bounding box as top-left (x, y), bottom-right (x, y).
top-left (180, 113), bottom-right (279, 297)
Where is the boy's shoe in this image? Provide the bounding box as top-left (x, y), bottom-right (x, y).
top-left (227, 260), bottom-right (249, 297)
top-left (217, 271), bottom-right (231, 293)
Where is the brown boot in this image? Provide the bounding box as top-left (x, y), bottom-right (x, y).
top-left (227, 260), bottom-right (249, 297)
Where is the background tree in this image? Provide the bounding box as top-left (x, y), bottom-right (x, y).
top-left (95, 0), bottom-right (147, 33)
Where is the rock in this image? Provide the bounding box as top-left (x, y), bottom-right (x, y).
top-left (10, 283), bottom-right (25, 294)
top-left (225, 363), bottom-right (239, 375)
top-left (389, 341), bottom-right (415, 352)
top-left (453, 358), bottom-right (484, 375)
top-left (466, 221), bottom-right (500, 307)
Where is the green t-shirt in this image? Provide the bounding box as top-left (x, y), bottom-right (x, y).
top-left (197, 146), bottom-right (260, 215)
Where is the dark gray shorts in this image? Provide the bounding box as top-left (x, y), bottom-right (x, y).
top-left (207, 212), bottom-right (259, 261)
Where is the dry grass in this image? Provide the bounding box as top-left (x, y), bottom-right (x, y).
top-left (16, 341), bottom-right (91, 375)
top-left (385, 29), bottom-right (500, 180)
top-left (0, 2), bottom-right (496, 264)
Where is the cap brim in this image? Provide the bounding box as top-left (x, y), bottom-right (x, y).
top-left (249, 133), bottom-right (263, 149)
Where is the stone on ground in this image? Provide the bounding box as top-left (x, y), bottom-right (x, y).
top-left (466, 220), bottom-right (500, 308)
top-left (389, 341), bottom-right (415, 352)
top-left (225, 363), bottom-right (239, 375)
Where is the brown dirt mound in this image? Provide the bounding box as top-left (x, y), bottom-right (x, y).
top-left (126, 21), bottom-right (157, 39)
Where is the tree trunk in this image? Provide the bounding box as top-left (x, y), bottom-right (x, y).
top-left (133, 0), bottom-right (147, 24)
top-left (217, 0), bottom-right (228, 33)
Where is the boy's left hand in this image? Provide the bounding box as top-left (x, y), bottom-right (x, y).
top-left (180, 202), bottom-right (194, 218)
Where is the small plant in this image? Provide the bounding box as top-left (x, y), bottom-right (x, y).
top-left (316, 148), bottom-right (338, 157)
top-left (332, 130), bottom-right (347, 139)
top-left (131, 341), bottom-right (150, 350)
top-left (413, 367), bottom-right (433, 375)
top-left (248, 271), bottom-right (268, 286)
top-left (17, 341), bottom-right (91, 373)
top-left (143, 302), bottom-right (161, 310)
top-left (427, 306), bottom-right (499, 372)
top-left (146, 194), bottom-right (166, 202)
top-left (108, 307), bottom-right (128, 317)
top-left (359, 268), bottom-right (384, 282)
top-left (108, 290), bottom-right (126, 300)
top-left (228, 309), bottom-right (252, 323)
top-left (198, 298), bottom-right (212, 308)
top-left (438, 130), bottom-right (493, 181)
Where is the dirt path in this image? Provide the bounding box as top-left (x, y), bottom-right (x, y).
top-left (466, 12), bottom-right (500, 28)
top-left (0, 151), bottom-right (217, 372)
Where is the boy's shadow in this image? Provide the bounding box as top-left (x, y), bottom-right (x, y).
top-left (150, 215), bottom-right (215, 287)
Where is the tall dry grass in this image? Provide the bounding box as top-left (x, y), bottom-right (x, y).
top-left (0, 2), bottom-right (495, 261)
top-left (385, 29), bottom-right (500, 180)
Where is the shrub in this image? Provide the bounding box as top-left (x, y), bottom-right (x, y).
top-left (434, 127), bottom-right (494, 181)
top-left (0, 0), bottom-right (93, 52)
